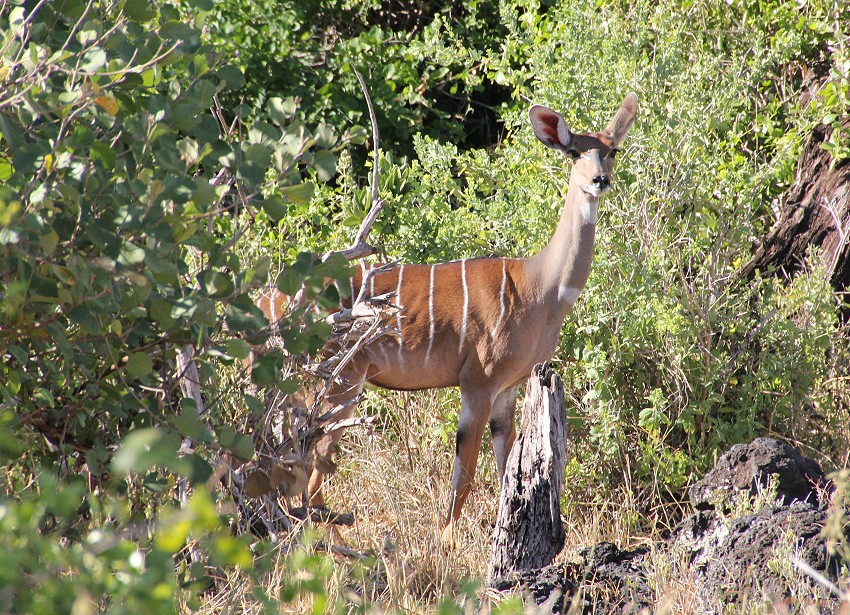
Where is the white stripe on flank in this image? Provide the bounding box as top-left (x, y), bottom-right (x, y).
top-left (377, 341), bottom-right (390, 364)
top-left (396, 265), bottom-right (405, 361)
top-left (459, 259), bottom-right (469, 354)
top-left (492, 259), bottom-right (507, 336)
top-left (425, 264), bottom-right (436, 364)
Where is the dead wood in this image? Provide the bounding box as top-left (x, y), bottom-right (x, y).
top-left (488, 362), bottom-right (568, 582)
top-left (741, 95), bottom-right (850, 292)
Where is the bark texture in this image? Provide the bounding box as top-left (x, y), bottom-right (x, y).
top-left (488, 362), bottom-right (568, 581)
top-left (741, 116), bottom-right (850, 291)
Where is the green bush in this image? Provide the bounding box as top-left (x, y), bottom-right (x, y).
top-left (0, 0), bottom-right (349, 609)
top-left (1, 0), bottom-right (847, 610)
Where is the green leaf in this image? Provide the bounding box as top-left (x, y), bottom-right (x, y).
top-left (211, 534), bottom-right (252, 567)
top-left (186, 0), bottom-right (214, 10)
top-left (315, 253), bottom-right (350, 278)
top-left (261, 195), bottom-right (288, 221)
top-left (244, 394), bottom-right (265, 417)
top-left (178, 137), bottom-right (200, 164)
top-left (150, 297), bottom-right (176, 329)
top-left (225, 296), bottom-right (267, 332)
top-left (118, 241), bottom-right (146, 265)
top-left (230, 433), bottom-right (254, 461)
top-left (125, 352), bottom-right (153, 378)
top-left (192, 179), bottom-right (216, 209)
top-left (314, 122), bottom-right (337, 148)
top-left (245, 142), bottom-right (271, 167)
top-left (123, 0), bottom-right (157, 21)
top-left (174, 405), bottom-right (211, 442)
top-left (217, 65), bottom-right (245, 90)
top-left (143, 472), bottom-right (170, 493)
top-left (226, 338), bottom-right (252, 360)
top-left (186, 453), bottom-right (213, 484)
top-left (172, 103), bottom-right (201, 131)
top-left (250, 352), bottom-right (282, 386)
top-left (0, 156), bottom-right (12, 181)
top-left (280, 182), bottom-right (314, 204)
top-left (276, 268), bottom-right (303, 295)
top-left (0, 114), bottom-right (25, 148)
top-left (268, 97), bottom-right (296, 126)
top-left (112, 428), bottom-right (181, 474)
top-left (33, 388), bottom-right (55, 408)
top-left (39, 229), bottom-right (59, 255)
top-left (90, 140), bottom-right (116, 169)
top-left (197, 269), bottom-right (235, 299)
top-left (279, 378), bottom-right (299, 395)
top-left (82, 48), bottom-right (107, 73)
top-left (312, 150), bottom-right (337, 182)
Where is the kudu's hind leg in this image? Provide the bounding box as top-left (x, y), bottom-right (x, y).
top-left (489, 386), bottom-right (518, 481)
top-left (307, 362), bottom-right (368, 506)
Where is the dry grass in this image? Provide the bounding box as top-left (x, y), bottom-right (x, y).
top-left (196, 383), bottom-right (850, 614)
top-left (323, 389), bottom-right (499, 609)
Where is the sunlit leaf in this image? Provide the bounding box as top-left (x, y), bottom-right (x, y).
top-left (280, 182), bottom-right (314, 204)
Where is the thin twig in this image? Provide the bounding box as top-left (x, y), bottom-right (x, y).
top-left (354, 65), bottom-right (380, 207)
top-left (322, 65), bottom-right (384, 263)
top-left (820, 196), bottom-right (850, 277)
top-left (792, 557), bottom-right (848, 600)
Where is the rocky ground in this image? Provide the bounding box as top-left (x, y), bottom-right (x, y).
top-left (490, 438), bottom-right (850, 613)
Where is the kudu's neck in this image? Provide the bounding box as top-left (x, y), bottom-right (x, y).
top-left (525, 171), bottom-right (599, 306)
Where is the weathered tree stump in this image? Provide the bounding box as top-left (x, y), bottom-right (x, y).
top-left (741, 78), bottom-right (850, 292)
top-left (488, 362), bottom-right (568, 581)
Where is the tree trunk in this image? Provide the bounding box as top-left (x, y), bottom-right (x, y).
top-left (488, 362), bottom-right (568, 582)
top-left (741, 115), bottom-right (850, 292)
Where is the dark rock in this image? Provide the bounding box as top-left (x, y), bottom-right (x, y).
top-left (490, 438), bottom-right (849, 613)
top-left (670, 502), bottom-right (847, 612)
top-left (490, 543), bottom-right (652, 614)
top-left (688, 437), bottom-right (825, 511)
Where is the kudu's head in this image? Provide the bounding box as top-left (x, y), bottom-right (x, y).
top-left (530, 93), bottom-right (638, 200)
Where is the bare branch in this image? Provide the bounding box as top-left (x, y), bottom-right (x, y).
top-left (322, 65), bottom-right (384, 263)
top-left (355, 65), bottom-right (381, 208)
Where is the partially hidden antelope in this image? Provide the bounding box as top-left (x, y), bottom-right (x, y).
top-left (258, 94), bottom-right (637, 541)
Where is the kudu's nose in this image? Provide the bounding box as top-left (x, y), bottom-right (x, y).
top-left (593, 175), bottom-right (610, 189)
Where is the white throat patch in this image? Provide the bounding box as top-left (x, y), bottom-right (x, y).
top-left (580, 198), bottom-right (598, 225)
top-left (558, 284), bottom-right (583, 304)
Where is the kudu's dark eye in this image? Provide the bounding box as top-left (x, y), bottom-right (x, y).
top-left (608, 148), bottom-right (620, 160)
top-left (566, 148), bottom-right (580, 160)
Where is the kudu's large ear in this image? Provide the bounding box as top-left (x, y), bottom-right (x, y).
top-left (604, 92), bottom-right (638, 146)
top-left (530, 105), bottom-right (573, 151)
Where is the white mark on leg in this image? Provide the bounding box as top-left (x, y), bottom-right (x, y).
top-left (557, 284), bottom-right (583, 305)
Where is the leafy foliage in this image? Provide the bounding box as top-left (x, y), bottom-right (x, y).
top-left (201, 0), bottom-right (511, 158)
top-left (1, 0), bottom-right (848, 611)
top-left (0, 0), bottom-right (351, 610)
